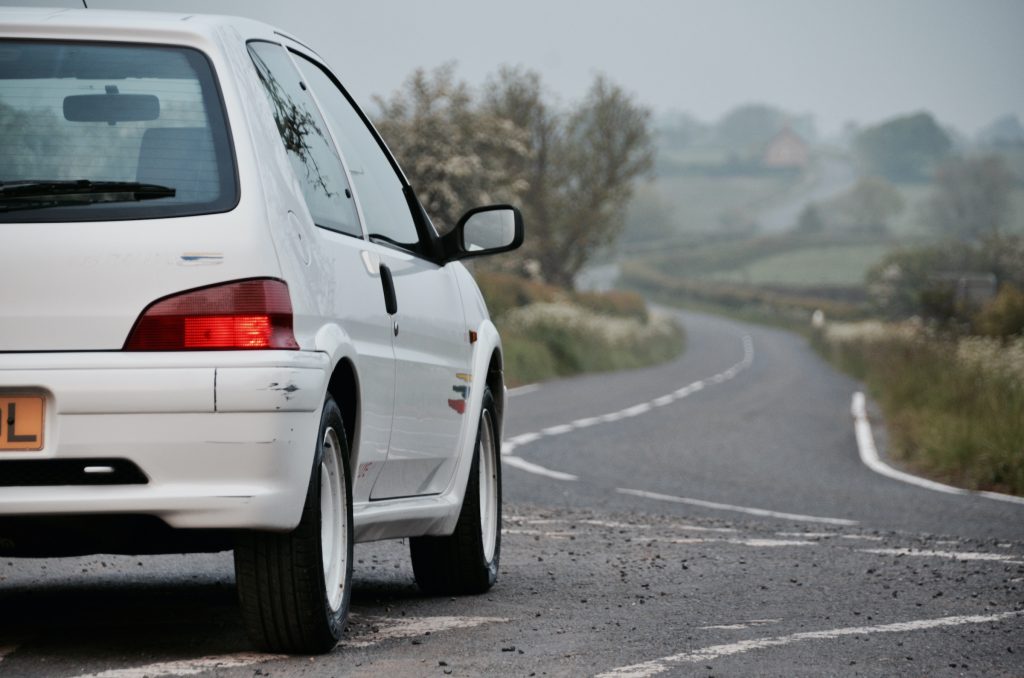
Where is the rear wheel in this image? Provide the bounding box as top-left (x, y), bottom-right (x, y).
top-left (234, 396), bottom-right (353, 654)
top-left (410, 387), bottom-right (501, 594)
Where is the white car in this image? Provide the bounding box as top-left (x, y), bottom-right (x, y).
top-left (0, 8), bottom-right (522, 654)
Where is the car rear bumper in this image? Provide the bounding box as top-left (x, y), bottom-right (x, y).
top-left (0, 350), bottom-right (329, 531)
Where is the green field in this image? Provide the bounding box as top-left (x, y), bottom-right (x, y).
top-left (706, 243), bottom-right (893, 287)
top-left (624, 171), bottom-right (800, 242)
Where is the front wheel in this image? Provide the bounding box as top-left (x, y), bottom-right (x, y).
top-left (410, 386), bottom-right (501, 595)
top-left (234, 396), bottom-right (353, 654)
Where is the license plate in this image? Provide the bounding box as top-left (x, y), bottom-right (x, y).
top-left (0, 396), bottom-right (45, 451)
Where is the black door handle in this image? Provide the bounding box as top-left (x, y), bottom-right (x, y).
top-left (379, 263), bottom-right (398, 315)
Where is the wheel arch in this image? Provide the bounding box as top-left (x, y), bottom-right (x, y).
top-left (486, 346), bottom-right (505, 443)
top-left (326, 356), bottom-right (359, 470)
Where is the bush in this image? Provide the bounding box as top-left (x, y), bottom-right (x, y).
top-left (974, 284), bottom-right (1024, 337)
top-left (499, 302), bottom-right (684, 384)
top-left (572, 289), bottom-right (649, 322)
top-left (475, 271), bottom-right (685, 385)
top-left (474, 270), bottom-right (561, 319)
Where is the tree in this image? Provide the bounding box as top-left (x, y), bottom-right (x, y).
top-left (714, 104), bottom-right (788, 155)
top-left (837, 176), bottom-right (904, 233)
top-left (854, 112), bottom-right (951, 182)
top-left (484, 68), bottom-right (654, 287)
top-left (795, 203), bottom-right (825, 234)
top-left (374, 65), bottom-right (653, 287)
top-left (372, 64), bottom-right (531, 232)
top-left (926, 155), bottom-right (1013, 243)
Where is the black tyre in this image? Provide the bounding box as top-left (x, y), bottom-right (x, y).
top-left (410, 386), bottom-right (501, 595)
top-left (234, 396), bottom-right (353, 654)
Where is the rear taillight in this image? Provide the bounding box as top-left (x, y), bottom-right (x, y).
top-left (124, 278), bottom-right (299, 351)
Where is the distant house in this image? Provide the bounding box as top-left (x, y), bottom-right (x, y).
top-left (762, 126), bottom-right (809, 170)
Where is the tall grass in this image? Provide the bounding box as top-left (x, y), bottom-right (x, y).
top-left (816, 324), bottom-right (1024, 495)
top-left (475, 271), bottom-right (685, 386)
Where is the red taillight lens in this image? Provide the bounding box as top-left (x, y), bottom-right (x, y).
top-left (124, 279), bottom-right (299, 351)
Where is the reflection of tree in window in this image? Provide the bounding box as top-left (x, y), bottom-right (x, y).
top-left (249, 48), bottom-right (334, 197)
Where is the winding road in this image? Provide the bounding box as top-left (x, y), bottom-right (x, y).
top-left (1, 309), bottom-right (1022, 676)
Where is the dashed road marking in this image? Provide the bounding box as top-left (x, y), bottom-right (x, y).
top-left (64, 615), bottom-right (508, 678)
top-left (643, 535), bottom-right (817, 548)
top-left (519, 517), bottom-right (738, 533)
top-left (861, 547), bottom-right (1024, 565)
top-left (852, 392), bottom-right (1024, 505)
top-left (502, 528), bottom-right (575, 538)
top-left (597, 610), bottom-right (1024, 678)
top-left (502, 455), bottom-right (579, 481)
top-left (68, 653), bottom-right (287, 678)
top-left (501, 335), bottom-right (752, 462)
top-left (700, 619), bottom-right (780, 631)
top-left (617, 488), bottom-right (858, 526)
top-left (776, 531), bottom-right (834, 538)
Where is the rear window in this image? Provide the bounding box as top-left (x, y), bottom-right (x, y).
top-left (0, 40), bottom-right (237, 222)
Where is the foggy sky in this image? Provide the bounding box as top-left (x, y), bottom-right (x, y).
top-left (5, 0), bottom-right (1023, 136)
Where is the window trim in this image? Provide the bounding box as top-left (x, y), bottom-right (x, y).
top-left (284, 46), bottom-right (445, 263)
top-left (0, 38), bottom-right (240, 224)
top-left (246, 39), bottom-right (364, 240)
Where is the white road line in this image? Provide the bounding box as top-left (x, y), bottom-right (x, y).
top-left (0, 644), bottom-right (18, 664)
top-left (502, 455), bottom-right (579, 481)
top-left (502, 335), bottom-right (753, 482)
top-left (597, 610), bottom-right (1024, 678)
top-left (621, 403), bottom-right (652, 417)
top-left (345, 615), bottom-right (508, 648)
top-left (776, 531), bottom-right (834, 538)
top-left (502, 528), bottom-right (574, 538)
top-left (643, 536), bottom-right (817, 548)
top-left (66, 616), bottom-right (509, 678)
top-left (68, 653), bottom-right (287, 678)
top-left (507, 432), bottom-right (543, 446)
top-left (700, 619), bottom-right (780, 631)
top-left (523, 518), bottom-right (738, 533)
top-left (617, 488), bottom-right (858, 526)
top-left (861, 547), bottom-right (1024, 565)
top-left (852, 392), bottom-right (1024, 505)
top-left (507, 384), bottom-right (539, 397)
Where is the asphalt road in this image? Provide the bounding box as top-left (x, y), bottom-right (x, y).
top-left (755, 154), bottom-right (859, 233)
top-left (2, 309), bottom-right (1022, 677)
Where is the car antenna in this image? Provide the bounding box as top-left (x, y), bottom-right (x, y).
top-left (82, 1), bottom-right (88, 7)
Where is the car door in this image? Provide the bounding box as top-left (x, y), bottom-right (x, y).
top-left (246, 41), bottom-right (397, 504)
top-left (292, 51), bottom-right (473, 499)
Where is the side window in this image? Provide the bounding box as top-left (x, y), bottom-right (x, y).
top-left (247, 42), bottom-right (360, 237)
top-left (292, 53), bottom-right (421, 250)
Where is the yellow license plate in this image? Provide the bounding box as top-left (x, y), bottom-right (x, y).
top-left (0, 396), bottom-right (45, 451)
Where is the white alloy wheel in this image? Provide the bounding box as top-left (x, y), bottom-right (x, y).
top-left (478, 410), bottom-right (499, 563)
top-left (234, 396), bottom-right (353, 654)
top-left (320, 426), bottom-right (347, 612)
top-left (409, 386), bottom-right (501, 595)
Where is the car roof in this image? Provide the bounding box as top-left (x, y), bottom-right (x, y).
top-left (0, 7), bottom-right (303, 47)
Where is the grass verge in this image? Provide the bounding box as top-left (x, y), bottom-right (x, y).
top-left (476, 271), bottom-right (686, 386)
top-left (815, 324), bottom-right (1024, 496)
top-left (620, 261), bottom-right (1023, 497)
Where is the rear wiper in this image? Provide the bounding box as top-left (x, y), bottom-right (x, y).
top-left (0, 180), bottom-right (176, 211)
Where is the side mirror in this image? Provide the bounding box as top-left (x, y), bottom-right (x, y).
top-left (446, 205), bottom-right (524, 261)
